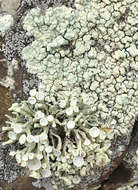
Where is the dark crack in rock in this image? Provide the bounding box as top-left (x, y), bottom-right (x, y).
top-left (122, 121), bottom-right (138, 183)
top-left (99, 121), bottom-right (138, 190)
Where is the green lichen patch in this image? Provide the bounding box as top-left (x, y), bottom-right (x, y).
top-left (0, 14), bottom-right (14, 36)
top-left (22, 0), bottom-right (138, 97)
top-left (21, 1), bottom-right (138, 128)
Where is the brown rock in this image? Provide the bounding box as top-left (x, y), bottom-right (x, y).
top-left (0, 85), bottom-right (12, 129)
top-left (3, 177), bottom-right (44, 190)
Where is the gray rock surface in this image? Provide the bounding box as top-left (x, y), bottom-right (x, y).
top-left (0, 143), bottom-right (21, 183)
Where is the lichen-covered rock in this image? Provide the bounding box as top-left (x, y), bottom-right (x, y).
top-left (1, 0), bottom-right (138, 189)
top-left (21, 0), bottom-right (138, 137)
top-left (2, 89), bottom-right (115, 189)
top-left (117, 184), bottom-right (138, 190)
top-left (4, 0), bottom-right (75, 61)
top-left (121, 121), bottom-right (138, 187)
top-left (101, 121), bottom-right (138, 190)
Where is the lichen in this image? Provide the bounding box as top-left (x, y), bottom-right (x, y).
top-left (21, 0), bottom-right (138, 127)
top-left (117, 184), bottom-right (138, 190)
top-left (2, 0), bottom-right (138, 189)
top-left (2, 89), bottom-right (113, 189)
top-left (21, 0), bottom-right (138, 98)
top-left (0, 14), bottom-right (14, 36)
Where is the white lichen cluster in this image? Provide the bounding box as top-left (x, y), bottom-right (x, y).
top-left (3, 89), bottom-right (113, 188)
top-left (0, 14), bottom-right (14, 36)
top-left (3, 0), bottom-right (138, 189)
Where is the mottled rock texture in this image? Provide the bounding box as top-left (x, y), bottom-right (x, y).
top-left (0, 0), bottom-right (20, 15)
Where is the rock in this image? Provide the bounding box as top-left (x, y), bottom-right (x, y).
top-left (0, 85), bottom-right (12, 129)
top-left (3, 177), bottom-right (44, 190)
top-left (0, 0), bottom-right (20, 15)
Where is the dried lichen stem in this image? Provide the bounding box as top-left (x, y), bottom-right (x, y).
top-left (2, 126), bottom-right (12, 131)
top-left (75, 112), bottom-right (83, 123)
top-left (78, 129), bottom-right (89, 140)
top-left (3, 139), bottom-right (16, 145)
top-left (74, 129), bottom-right (83, 152)
top-left (50, 131), bottom-right (62, 151)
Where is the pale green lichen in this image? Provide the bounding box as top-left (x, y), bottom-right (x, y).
top-left (0, 14), bottom-right (14, 36)
top-left (21, 0), bottom-right (138, 120)
top-left (21, 0), bottom-right (138, 104)
top-left (21, 3), bottom-right (103, 96)
top-left (2, 89), bottom-right (113, 189)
